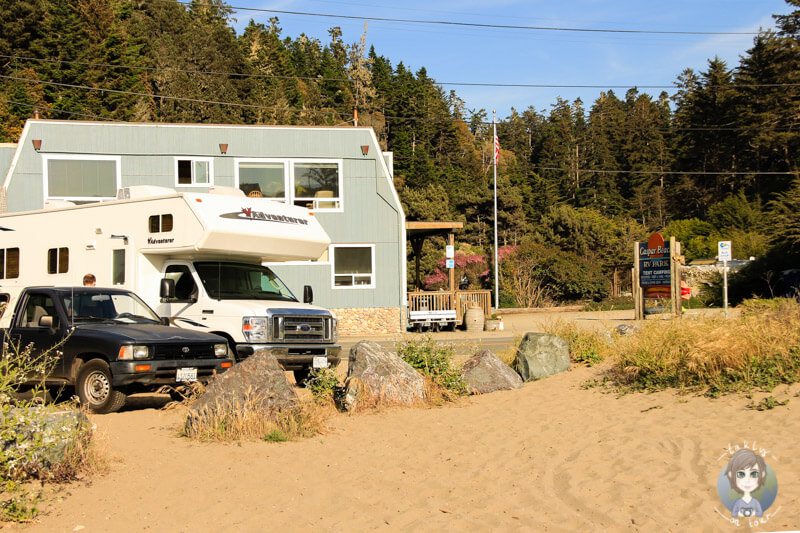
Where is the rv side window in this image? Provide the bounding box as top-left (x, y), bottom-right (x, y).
top-left (1, 248), bottom-right (19, 279)
top-left (149, 214), bottom-right (173, 233)
top-left (175, 158), bottom-right (212, 186)
top-left (112, 249), bottom-right (125, 285)
top-left (47, 247), bottom-right (69, 274)
top-left (164, 265), bottom-right (197, 302)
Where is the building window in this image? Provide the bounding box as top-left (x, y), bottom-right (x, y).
top-left (44, 155), bottom-right (120, 202)
top-left (237, 161), bottom-right (286, 199)
top-left (235, 159), bottom-right (342, 210)
top-left (175, 158), bottom-right (212, 186)
top-left (0, 248), bottom-right (19, 279)
top-left (149, 214), bottom-right (174, 233)
top-left (331, 244), bottom-right (375, 288)
top-left (47, 247), bottom-right (69, 274)
top-left (112, 249), bottom-right (125, 285)
top-left (294, 162), bottom-right (341, 210)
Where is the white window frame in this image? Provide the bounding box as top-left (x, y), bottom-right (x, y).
top-left (42, 154), bottom-right (121, 203)
top-left (234, 158), bottom-right (289, 202)
top-left (174, 157), bottom-right (214, 187)
top-left (290, 159), bottom-right (344, 213)
top-left (330, 244), bottom-right (375, 290)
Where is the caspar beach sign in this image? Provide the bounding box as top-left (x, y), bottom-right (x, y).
top-left (640, 232), bottom-right (671, 297)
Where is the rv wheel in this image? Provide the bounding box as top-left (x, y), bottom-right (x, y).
top-left (76, 359), bottom-right (126, 414)
top-left (293, 368), bottom-right (311, 387)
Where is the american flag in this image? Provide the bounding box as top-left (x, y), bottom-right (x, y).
top-left (494, 134), bottom-right (500, 165)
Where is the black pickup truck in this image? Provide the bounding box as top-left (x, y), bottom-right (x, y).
top-left (0, 287), bottom-right (233, 413)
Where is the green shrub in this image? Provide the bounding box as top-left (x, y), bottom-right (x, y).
top-left (305, 368), bottom-right (341, 405)
top-left (544, 321), bottom-right (608, 366)
top-left (396, 336), bottom-right (468, 397)
top-left (0, 336), bottom-right (98, 522)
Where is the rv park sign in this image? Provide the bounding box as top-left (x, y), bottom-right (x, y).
top-left (639, 232), bottom-right (671, 287)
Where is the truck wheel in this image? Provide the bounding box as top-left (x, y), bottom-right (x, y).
top-left (293, 368), bottom-right (311, 387)
top-left (76, 359), bottom-right (126, 414)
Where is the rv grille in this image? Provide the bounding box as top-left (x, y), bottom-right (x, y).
top-left (272, 315), bottom-right (331, 343)
top-left (151, 343), bottom-right (217, 360)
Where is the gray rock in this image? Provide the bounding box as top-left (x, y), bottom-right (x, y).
top-left (187, 349), bottom-right (297, 431)
top-left (513, 332), bottom-right (570, 382)
top-left (614, 324), bottom-right (637, 336)
top-left (1, 406), bottom-right (90, 476)
top-left (461, 350), bottom-right (523, 394)
top-left (343, 341), bottom-right (425, 411)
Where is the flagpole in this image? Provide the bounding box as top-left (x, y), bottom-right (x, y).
top-left (493, 110), bottom-right (499, 311)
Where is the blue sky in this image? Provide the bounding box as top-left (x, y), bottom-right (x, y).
top-left (227, 0), bottom-right (790, 119)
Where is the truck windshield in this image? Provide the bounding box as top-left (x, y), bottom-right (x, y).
top-left (64, 290), bottom-right (161, 324)
top-left (194, 262), bottom-right (298, 301)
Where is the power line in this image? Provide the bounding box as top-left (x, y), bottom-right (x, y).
top-left (0, 74), bottom-right (345, 119)
top-left (164, 0), bottom-right (763, 36)
top-left (6, 54), bottom-right (800, 95)
top-left (0, 98), bottom-right (124, 122)
top-left (532, 165), bottom-right (798, 176)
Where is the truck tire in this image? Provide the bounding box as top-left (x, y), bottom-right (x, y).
top-left (293, 368), bottom-right (312, 387)
top-left (76, 359), bottom-right (126, 414)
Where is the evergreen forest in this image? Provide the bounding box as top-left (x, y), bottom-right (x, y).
top-left (1, 0), bottom-right (799, 305)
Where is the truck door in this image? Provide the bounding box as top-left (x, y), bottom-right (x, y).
top-left (13, 291), bottom-right (67, 379)
top-left (158, 264), bottom-right (202, 327)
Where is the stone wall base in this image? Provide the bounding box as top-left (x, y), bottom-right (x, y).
top-left (330, 307), bottom-right (404, 335)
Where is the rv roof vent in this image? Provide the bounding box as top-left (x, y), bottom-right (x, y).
top-left (117, 185), bottom-right (176, 200)
top-left (208, 185), bottom-right (246, 197)
top-left (44, 199), bottom-right (76, 209)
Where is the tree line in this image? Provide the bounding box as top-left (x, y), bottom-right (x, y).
top-left (1, 0), bottom-right (798, 304)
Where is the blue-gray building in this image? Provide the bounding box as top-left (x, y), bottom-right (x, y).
top-left (0, 120), bottom-right (407, 334)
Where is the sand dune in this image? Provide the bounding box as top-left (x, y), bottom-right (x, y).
top-left (20, 362), bottom-right (799, 532)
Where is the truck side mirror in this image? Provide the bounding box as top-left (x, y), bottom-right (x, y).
top-left (160, 278), bottom-right (175, 299)
top-left (303, 285), bottom-right (313, 304)
top-left (159, 316), bottom-right (171, 326)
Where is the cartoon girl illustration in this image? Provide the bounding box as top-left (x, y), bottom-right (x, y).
top-left (725, 449), bottom-right (767, 517)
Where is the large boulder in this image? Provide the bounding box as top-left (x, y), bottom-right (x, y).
top-left (343, 341), bottom-right (425, 411)
top-left (461, 350), bottom-right (523, 394)
top-left (513, 333), bottom-right (570, 382)
top-left (1, 406), bottom-right (90, 478)
top-left (187, 349), bottom-right (297, 431)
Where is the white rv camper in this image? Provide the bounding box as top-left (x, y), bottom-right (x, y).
top-left (0, 186), bottom-right (340, 381)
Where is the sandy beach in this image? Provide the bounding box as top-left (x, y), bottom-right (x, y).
top-left (17, 350), bottom-right (799, 532)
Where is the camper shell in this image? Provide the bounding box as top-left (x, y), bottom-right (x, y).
top-left (0, 186), bottom-right (341, 380)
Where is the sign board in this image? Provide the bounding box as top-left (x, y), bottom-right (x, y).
top-left (445, 245), bottom-right (455, 259)
top-left (639, 232), bottom-right (671, 288)
top-left (718, 241), bottom-right (732, 262)
top-left (445, 259), bottom-right (454, 269)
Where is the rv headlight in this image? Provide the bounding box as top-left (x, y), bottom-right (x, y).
top-left (119, 345), bottom-right (149, 360)
top-left (242, 317), bottom-right (269, 342)
top-left (214, 343), bottom-right (228, 358)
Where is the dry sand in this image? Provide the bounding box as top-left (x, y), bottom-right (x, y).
top-left (17, 360), bottom-right (800, 532)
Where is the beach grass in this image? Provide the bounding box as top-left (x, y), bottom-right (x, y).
top-left (608, 298), bottom-right (800, 396)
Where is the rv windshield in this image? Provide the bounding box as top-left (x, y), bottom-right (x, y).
top-left (65, 290), bottom-right (161, 324)
top-left (194, 262), bottom-right (298, 302)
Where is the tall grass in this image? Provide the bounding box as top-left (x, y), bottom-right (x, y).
top-left (610, 299), bottom-right (800, 396)
top-left (544, 320), bottom-right (610, 366)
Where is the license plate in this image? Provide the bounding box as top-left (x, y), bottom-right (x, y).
top-left (176, 367), bottom-right (197, 382)
top-left (312, 356), bottom-right (327, 369)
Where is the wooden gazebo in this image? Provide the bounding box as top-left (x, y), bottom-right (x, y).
top-left (406, 221), bottom-right (491, 326)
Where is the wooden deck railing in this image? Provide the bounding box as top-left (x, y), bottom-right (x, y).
top-left (408, 290), bottom-right (492, 322)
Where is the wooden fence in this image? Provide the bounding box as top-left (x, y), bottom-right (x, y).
top-left (408, 290), bottom-right (492, 322)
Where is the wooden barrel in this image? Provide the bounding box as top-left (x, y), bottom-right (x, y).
top-left (464, 306), bottom-right (484, 332)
